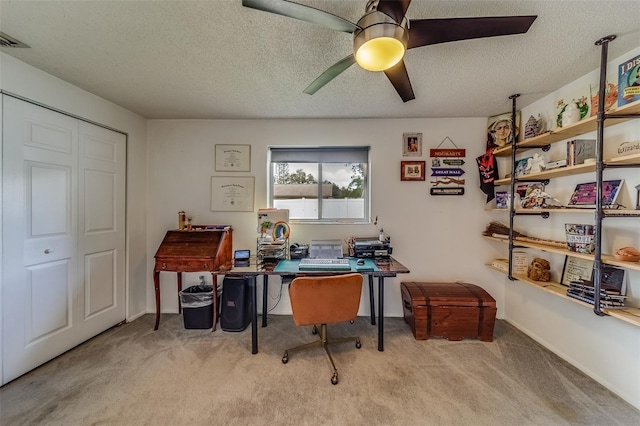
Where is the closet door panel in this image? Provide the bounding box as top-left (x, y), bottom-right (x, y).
top-left (77, 121), bottom-right (126, 335)
top-left (2, 96), bottom-right (79, 384)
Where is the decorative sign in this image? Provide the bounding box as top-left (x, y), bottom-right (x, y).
top-left (430, 148), bottom-right (465, 158)
top-left (429, 137), bottom-right (466, 196)
top-left (431, 168), bottom-right (465, 177)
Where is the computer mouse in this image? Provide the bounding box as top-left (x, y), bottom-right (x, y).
top-left (357, 259), bottom-right (365, 266)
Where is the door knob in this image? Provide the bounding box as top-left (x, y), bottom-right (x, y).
top-left (44, 249), bottom-right (54, 254)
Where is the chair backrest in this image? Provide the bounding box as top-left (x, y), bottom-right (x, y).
top-left (289, 273), bottom-right (363, 327)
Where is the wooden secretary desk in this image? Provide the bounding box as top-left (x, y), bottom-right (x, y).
top-left (153, 227), bottom-right (233, 330)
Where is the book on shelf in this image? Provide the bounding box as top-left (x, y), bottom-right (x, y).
top-left (617, 53), bottom-right (640, 107)
top-left (568, 281), bottom-right (627, 300)
top-left (566, 139), bottom-right (595, 166)
top-left (566, 290), bottom-right (627, 309)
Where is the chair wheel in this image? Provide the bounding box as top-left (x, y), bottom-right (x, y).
top-left (355, 338), bottom-right (362, 349)
top-left (282, 352), bottom-right (289, 364)
top-left (312, 325), bottom-right (318, 335)
top-left (331, 373), bottom-right (338, 385)
top-left (350, 320), bottom-right (354, 324)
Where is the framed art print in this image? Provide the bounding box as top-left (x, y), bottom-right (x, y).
top-left (402, 132), bottom-right (422, 157)
top-left (401, 161), bottom-right (425, 181)
top-left (210, 176), bottom-right (255, 211)
top-left (215, 144), bottom-right (251, 172)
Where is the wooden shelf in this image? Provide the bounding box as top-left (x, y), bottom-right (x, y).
top-left (483, 235), bottom-right (640, 272)
top-left (484, 208), bottom-right (640, 216)
top-left (493, 99), bottom-right (640, 157)
top-left (494, 152), bottom-right (640, 186)
top-left (485, 263), bottom-right (640, 327)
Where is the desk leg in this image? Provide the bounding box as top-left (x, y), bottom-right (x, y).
top-left (154, 270), bottom-right (161, 330)
top-left (177, 272), bottom-right (183, 314)
top-left (211, 274), bottom-right (218, 332)
top-left (368, 274), bottom-right (376, 325)
top-left (378, 276), bottom-right (384, 351)
top-left (250, 276), bottom-right (258, 354)
top-left (262, 275), bottom-right (269, 327)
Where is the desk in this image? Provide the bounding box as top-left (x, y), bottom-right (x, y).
top-left (223, 257), bottom-right (409, 354)
top-left (153, 229), bottom-right (233, 331)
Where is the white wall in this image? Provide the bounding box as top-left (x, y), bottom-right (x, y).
top-left (499, 45), bottom-right (640, 409)
top-left (0, 52), bottom-right (149, 321)
top-left (146, 118), bottom-right (504, 318)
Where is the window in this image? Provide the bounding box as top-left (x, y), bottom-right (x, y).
top-left (268, 146), bottom-right (370, 222)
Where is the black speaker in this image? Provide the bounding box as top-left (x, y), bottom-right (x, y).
top-left (220, 276), bottom-right (252, 332)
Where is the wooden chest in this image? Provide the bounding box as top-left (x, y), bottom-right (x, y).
top-left (401, 281), bottom-right (496, 341)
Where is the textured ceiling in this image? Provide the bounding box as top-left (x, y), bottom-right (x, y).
top-left (1, 1), bottom-right (639, 120)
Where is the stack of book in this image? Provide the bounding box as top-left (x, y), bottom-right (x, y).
top-left (566, 280), bottom-right (626, 309)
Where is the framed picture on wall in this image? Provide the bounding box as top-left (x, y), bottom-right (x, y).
top-left (210, 176), bottom-right (255, 211)
top-left (400, 161), bottom-right (426, 181)
top-left (402, 132), bottom-right (422, 157)
top-left (215, 144), bottom-right (251, 172)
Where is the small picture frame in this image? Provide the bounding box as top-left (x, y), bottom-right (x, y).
top-left (402, 132), bottom-right (422, 157)
top-left (215, 144), bottom-right (251, 172)
top-left (400, 161), bottom-right (426, 181)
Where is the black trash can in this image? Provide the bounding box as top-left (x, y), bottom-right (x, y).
top-left (179, 285), bottom-right (214, 329)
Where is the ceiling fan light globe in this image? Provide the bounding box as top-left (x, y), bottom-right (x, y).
top-left (353, 13), bottom-right (408, 72)
top-left (355, 37), bottom-right (405, 71)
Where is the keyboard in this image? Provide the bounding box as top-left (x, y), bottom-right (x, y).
top-left (298, 258), bottom-right (351, 271)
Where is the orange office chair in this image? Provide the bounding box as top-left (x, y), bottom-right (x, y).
top-left (282, 273), bottom-right (363, 385)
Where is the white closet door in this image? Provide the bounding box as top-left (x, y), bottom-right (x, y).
top-left (1, 96), bottom-right (126, 384)
top-left (77, 121), bottom-right (126, 338)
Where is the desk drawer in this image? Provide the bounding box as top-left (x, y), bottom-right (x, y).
top-left (155, 258), bottom-right (216, 272)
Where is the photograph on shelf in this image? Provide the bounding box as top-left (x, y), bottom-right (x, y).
top-left (400, 161), bottom-right (426, 181)
top-left (487, 111), bottom-right (520, 148)
top-left (402, 132), bottom-right (422, 157)
top-left (514, 157), bottom-right (532, 177)
top-left (560, 257), bottom-right (593, 286)
top-left (566, 179), bottom-right (624, 208)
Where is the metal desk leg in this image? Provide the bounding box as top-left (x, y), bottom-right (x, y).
top-left (378, 276), bottom-right (384, 351)
top-left (262, 275), bottom-right (269, 327)
top-left (153, 270), bottom-right (161, 330)
top-left (368, 274), bottom-right (376, 325)
top-left (250, 276), bottom-right (258, 354)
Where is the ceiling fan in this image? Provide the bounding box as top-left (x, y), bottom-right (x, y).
top-left (242, 0), bottom-right (537, 102)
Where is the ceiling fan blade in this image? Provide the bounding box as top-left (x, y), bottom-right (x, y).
top-left (242, 0), bottom-right (359, 33)
top-left (384, 60), bottom-right (415, 103)
top-left (407, 16), bottom-right (537, 49)
top-left (376, 0), bottom-right (412, 23)
top-left (304, 55), bottom-right (357, 95)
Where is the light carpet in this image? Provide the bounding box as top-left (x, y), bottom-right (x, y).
top-left (1, 314), bottom-right (638, 425)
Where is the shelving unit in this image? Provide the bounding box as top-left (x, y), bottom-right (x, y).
top-left (487, 35), bottom-right (640, 325)
top-left (485, 261), bottom-right (640, 327)
top-left (491, 100), bottom-right (640, 158)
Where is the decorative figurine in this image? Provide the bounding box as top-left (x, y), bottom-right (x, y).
top-left (525, 153), bottom-right (547, 174)
top-left (528, 258), bottom-right (551, 282)
top-left (524, 114), bottom-right (545, 139)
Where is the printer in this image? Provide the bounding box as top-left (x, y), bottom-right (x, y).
top-left (353, 237), bottom-right (392, 259)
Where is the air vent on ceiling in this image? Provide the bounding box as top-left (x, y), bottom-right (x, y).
top-left (0, 32), bottom-right (30, 48)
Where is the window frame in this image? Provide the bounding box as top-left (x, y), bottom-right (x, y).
top-left (267, 146), bottom-right (371, 224)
